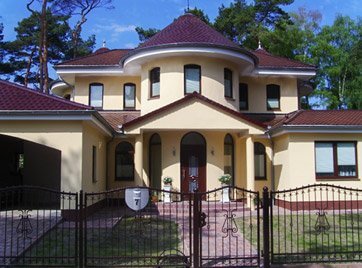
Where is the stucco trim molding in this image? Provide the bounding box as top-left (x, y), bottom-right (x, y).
top-left (0, 111), bottom-right (113, 136)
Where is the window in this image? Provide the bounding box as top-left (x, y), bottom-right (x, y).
top-left (239, 83), bottom-right (248, 110)
top-left (115, 142), bottom-right (134, 181)
top-left (89, 83), bottom-right (103, 108)
top-left (224, 134), bottom-right (234, 184)
top-left (184, 64), bottom-right (201, 94)
top-left (124, 83), bottom-right (136, 109)
top-left (254, 142), bottom-right (266, 180)
top-left (150, 67), bottom-right (160, 97)
top-left (149, 134), bottom-right (162, 189)
top-left (266, 84), bottom-right (280, 110)
top-left (315, 142), bottom-right (357, 179)
top-left (92, 146), bottom-right (97, 183)
top-left (224, 68), bottom-right (233, 98)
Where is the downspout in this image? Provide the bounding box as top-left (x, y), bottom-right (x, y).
top-left (267, 130), bottom-right (275, 191)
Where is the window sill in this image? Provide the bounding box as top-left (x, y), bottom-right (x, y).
top-left (225, 96), bottom-right (235, 101)
top-left (148, 96), bottom-right (160, 100)
top-left (255, 177), bottom-right (267, 181)
top-left (316, 177), bottom-right (360, 181)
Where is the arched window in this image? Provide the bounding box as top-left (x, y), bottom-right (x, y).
top-left (150, 67), bottom-right (160, 98)
top-left (124, 83), bottom-right (136, 109)
top-left (224, 134), bottom-right (234, 184)
top-left (115, 142), bottom-right (134, 181)
top-left (89, 83), bottom-right (103, 108)
top-left (224, 68), bottom-right (233, 98)
top-left (266, 84), bottom-right (280, 110)
top-left (254, 142), bottom-right (266, 180)
top-left (149, 133), bottom-right (162, 189)
top-left (184, 64), bottom-right (201, 94)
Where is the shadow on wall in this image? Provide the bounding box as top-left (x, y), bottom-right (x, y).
top-left (0, 134), bottom-right (61, 192)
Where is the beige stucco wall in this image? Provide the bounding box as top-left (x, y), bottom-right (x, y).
top-left (0, 121), bottom-right (83, 192)
top-left (81, 122), bottom-right (108, 193)
top-left (273, 133), bottom-right (362, 191)
top-left (125, 99), bottom-right (264, 135)
top-left (107, 130), bottom-right (270, 196)
top-left (74, 76), bottom-right (141, 110)
top-left (240, 76), bottom-right (299, 114)
top-left (141, 56), bottom-right (240, 115)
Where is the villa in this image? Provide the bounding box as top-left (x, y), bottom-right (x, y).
top-left (0, 13), bottom-right (361, 195)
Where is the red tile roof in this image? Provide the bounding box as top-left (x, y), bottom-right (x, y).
top-left (123, 92), bottom-right (266, 129)
top-left (99, 111), bottom-right (141, 131)
top-left (56, 49), bottom-right (131, 66)
top-left (138, 13), bottom-right (240, 50)
top-left (253, 48), bottom-right (315, 70)
top-left (281, 110), bottom-right (362, 126)
top-left (0, 80), bottom-right (92, 110)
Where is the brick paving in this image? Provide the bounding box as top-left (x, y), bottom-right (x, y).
top-left (154, 201), bottom-right (259, 267)
top-left (0, 210), bottom-right (61, 265)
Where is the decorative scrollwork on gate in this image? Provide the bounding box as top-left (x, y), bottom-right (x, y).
top-left (16, 210), bottom-right (33, 240)
top-left (221, 209), bottom-right (238, 238)
top-left (315, 210), bottom-right (330, 234)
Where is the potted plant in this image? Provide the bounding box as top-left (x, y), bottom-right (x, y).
top-left (218, 174), bottom-right (231, 203)
top-left (163, 176), bottom-right (172, 203)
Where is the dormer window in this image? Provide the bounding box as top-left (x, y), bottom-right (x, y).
top-left (89, 83), bottom-right (103, 108)
top-left (124, 83), bottom-right (136, 109)
top-left (266, 84), bottom-right (280, 110)
top-left (150, 67), bottom-right (160, 98)
top-left (224, 68), bottom-right (233, 98)
top-left (184, 64), bottom-right (201, 94)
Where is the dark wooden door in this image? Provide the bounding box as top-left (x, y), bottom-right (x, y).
top-left (181, 145), bottom-right (206, 193)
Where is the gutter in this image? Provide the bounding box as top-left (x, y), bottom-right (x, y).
top-left (267, 125), bottom-right (362, 137)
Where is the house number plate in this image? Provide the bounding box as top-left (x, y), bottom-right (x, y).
top-left (125, 188), bottom-right (149, 211)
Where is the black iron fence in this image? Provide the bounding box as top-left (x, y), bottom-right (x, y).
top-left (0, 184), bottom-right (362, 267)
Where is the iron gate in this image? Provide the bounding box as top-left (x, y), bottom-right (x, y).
top-left (82, 186), bottom-right (261, 268)
top-left (270, 184), bottom-right (362, 264)
top-left (0, 186), bottom-right (79, 267)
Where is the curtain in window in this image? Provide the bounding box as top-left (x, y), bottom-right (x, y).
top-left (315, 143), bottom-right (334, 175)
top-left (90, 84), bottom-right (103, 107)
top-left (185, 66), bottom-right (200, 93)
top-left (150, 68), bottom-right (160, 97)
top-left (267, 84), bottom-right (280, 109)
top-left (337, 142), bottom-right (356, 176)
top-left (224, 69), bottom-right (233, 97)
top-left (124, 84), bottom-right (135, 108)
top-left (239, 83), bottom-right (248, 110)
top-left (254, 142), bottom-right (266, 179)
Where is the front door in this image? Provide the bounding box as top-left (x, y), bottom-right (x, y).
top-left (180, 131), bottom-right (206, 194)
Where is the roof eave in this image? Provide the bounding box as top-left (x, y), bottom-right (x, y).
top-left (268, 125), bottom-right (362, 137)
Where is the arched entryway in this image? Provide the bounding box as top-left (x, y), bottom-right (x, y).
top-left (149, 133), bottom-right (162, 189)
top-left (180, 132), bottom-right (206, 193)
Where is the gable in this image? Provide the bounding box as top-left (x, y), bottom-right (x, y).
top-left (124, 98), bottom-right (265, 135)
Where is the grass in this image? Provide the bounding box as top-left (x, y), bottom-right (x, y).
top-left (16, 216), bottom-right (181, 267)
top-left (237, 212), bottom-right (362, 263)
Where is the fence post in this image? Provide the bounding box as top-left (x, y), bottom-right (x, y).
top-left (79, 190), bottom-right (84, 268)
top-left (192, 191), bottom-right (200, 268)
top-left (263, 187), bottom-right (270, 268)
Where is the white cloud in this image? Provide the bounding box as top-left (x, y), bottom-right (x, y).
top-left (124, 43), bottom-right (137, 49)
top-left (94, 23), bottom-right (136, 33)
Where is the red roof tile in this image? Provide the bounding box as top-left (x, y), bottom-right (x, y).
top-left (253, 48), bottom-right (315, 70)
top-left (283, 110), bottom-right (362, 126)
top-left (138, 13), bottom-right (240, 50)
top-left (0, 80), bottom-right (92, 110)
top-left (123, 92), bottom-right (266, 129)
top-left (99, 111), bottom-right (141, 131)
top-left (56, 49), bottom-right (130, 66)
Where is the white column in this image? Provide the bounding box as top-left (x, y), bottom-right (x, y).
top-left (246, 136), bottom-right (255, 209)
top-left (134, 134), bottom-right (144, 186)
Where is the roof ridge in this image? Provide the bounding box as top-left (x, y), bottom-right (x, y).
top-left (56, 49), bottom-right (132, 66)
top-left (0, 80), bottom-right (92, 110)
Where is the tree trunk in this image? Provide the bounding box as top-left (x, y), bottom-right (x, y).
top-left (24, 47), bottom-right (36, 87)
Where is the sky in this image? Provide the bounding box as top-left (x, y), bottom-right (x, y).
top-left (0, 0), bottom-right (360, 83)
top-left (0, 0), bottom-right (361, 51)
